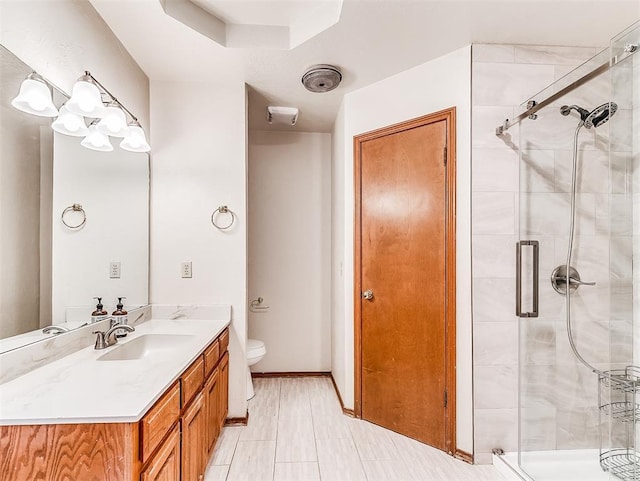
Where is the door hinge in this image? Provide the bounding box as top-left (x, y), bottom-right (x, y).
top-left (443, 145), bottom-right (447, 165)
top-left (444, 390), bottom-right (448, 408)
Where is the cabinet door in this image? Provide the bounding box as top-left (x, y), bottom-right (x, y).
top-left (218, 352), bottom-right (229, 427)
top-left (181, 392), bottom-right (206, 481)
top-left (141, 425), bottom-right (180, 481)
top-left (205, 368), bottom-right (220, 455)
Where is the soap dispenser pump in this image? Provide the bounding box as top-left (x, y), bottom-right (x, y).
top-left (91, 297), bottom-right (108, 323)
top-left (111, 297), bottom-right (129, 338)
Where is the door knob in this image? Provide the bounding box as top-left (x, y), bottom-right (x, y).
top-left (362, 289), bottom-right (374, 300)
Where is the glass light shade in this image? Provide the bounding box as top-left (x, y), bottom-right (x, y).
top-left (120, 125), bottom-right (151, 153)
top-left (81, 125), bottom-right (113, 152)
top-left (66, 79), bottom-right (106, 118)
top-left (96, 105), bottom-right (129, 137)
top-left (52, 106), bottom-right (89, 137)
top-left (11, 76), bottom-right (58, 117)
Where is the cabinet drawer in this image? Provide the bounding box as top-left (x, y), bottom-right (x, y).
top-left (204, 339), bottom-right (220, 378)
top-left (219, 328), bottom-right (229, 354)
top-left (181, 356), bottom-right (204, 408)
top-left (140, 381), bottom-right (180, 464)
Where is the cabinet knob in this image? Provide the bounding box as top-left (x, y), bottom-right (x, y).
top-left (362, 289), bottom-right (374, 300)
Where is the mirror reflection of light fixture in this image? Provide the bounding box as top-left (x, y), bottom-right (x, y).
top-left (97, 103), bottom-right (129, 137)
top-left (51, 106), bottom-right (89, 137)
top-left (66, 74), bottom-right (106, 118)
top-left (10, 72), bottom-right (59, 117)
top-left (81, 124), bottom-right (114, 152)
top-left (120, 122), bottom-right (151, 153)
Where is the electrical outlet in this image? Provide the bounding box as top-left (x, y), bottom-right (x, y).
top-left (110, 262), bottom-right (121, 279)
top-left (181, 262), bottom-right (192, 278)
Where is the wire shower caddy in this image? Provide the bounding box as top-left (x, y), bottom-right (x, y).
top-left (599, 366), bottom-right (640, 481)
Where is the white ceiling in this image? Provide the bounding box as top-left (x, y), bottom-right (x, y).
top-left (190, 0), bottom-right (332, 26)
top-left (89, 0), bottom-right (639, 133)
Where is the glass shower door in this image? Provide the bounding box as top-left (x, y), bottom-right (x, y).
top-left (517, 38), bottom-right (632, 480)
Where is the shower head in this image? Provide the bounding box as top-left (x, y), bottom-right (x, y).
top-left (584, 102), bottom-right (618, 129)
top-left (560, 102), bottom-right (618, 129)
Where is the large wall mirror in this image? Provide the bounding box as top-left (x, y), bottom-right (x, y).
top-left (0, 44), bottom-right (149, 353)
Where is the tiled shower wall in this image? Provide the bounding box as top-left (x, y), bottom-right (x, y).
top-left (471, 43), bottom-right (634, 464)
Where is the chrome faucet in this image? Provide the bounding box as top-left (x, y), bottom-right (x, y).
top-left (93, 325), bottom-right (135, 349)
top-left (43, 325), bottom-right (70, 335)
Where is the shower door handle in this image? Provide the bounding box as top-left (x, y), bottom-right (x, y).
top-left (516, 240), bottom-right (539, 318)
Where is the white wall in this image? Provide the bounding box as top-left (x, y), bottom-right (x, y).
top-left (331, 46), bottom-right (473, 453)
top-left (150, 80), bottom-right (248, 417)
top-left (248, 130), bottom-right (331, 373)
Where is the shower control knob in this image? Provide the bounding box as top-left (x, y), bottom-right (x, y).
top-left (362, 289), bottom-right (374, 300)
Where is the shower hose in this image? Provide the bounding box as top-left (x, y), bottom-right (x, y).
top-left (566, 122), bottom-right (604, 377)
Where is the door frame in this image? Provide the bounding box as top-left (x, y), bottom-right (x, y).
top-left (353, 107), bottom-right (457, 454)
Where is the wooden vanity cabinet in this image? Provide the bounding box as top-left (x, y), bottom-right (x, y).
top-left (181, 392), bottom-right (207, 481)
top-left (0, 327), bottom-right (230, 481)
top-left (140, 425), bottom-right (181, 481)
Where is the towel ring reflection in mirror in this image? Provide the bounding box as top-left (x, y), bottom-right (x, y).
top-left (211, 205), bottom-right (236, 230)
top-left (61, 203), bottom-right (86, 229)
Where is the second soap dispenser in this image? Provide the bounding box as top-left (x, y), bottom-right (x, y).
top-left (111, 297), bottom-right (129, 338)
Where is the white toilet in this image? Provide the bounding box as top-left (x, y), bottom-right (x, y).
top-left (246, 338), bottom-right (267, 400)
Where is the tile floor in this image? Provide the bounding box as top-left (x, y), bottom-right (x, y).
top-left (205, 377), bottom-right (507, 481)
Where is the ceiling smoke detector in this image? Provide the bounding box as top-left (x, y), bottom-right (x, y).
top-left (301, 64), bottom-right (342, 93)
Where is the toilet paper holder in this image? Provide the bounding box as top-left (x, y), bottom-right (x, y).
top-left (250, 297), bottom-right (270, 312)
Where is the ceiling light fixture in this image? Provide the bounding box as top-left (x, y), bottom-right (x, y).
top-left (10, 72), bottom-right (59, 117)
top-left (301, 64), bottom-right (342, 93)
top-left (12, 69), bottom-right (151, 153)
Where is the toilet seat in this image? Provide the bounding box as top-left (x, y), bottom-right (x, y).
top-left (247, 338), bottom-right (266, 360)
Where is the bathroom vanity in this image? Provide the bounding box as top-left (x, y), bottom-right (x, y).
top-left (0, 319), bottom-right (230, 481)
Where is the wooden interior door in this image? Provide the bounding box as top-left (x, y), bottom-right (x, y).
top-left (355, 108), bottom-right (456, 453)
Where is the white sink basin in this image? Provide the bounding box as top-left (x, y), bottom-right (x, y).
top-left (97, 334), bottom-right (195, 361)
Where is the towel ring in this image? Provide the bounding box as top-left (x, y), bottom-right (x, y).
top-left (211, 205), bottom-right (236, 230)
top-left (61, 204), bottom-right (86, 229)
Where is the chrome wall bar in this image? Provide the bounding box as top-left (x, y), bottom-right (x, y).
top-left (495, 44), bottom-right (638, 135)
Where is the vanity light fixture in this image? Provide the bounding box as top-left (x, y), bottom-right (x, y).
top-left (66, 74), bottom-right (106, 118)
top-left (81, 123), bottom-right (114, 152)
top-left (12, 69), bottom-right (151, 153)
top-left (97, 102), bottom-right (129, 137)
top-left (51, 106), bottom-right (89, 137)
top-left (10, 72), bottom-right (59, 117)
top-left (120, 121), bottom-right (151, 153)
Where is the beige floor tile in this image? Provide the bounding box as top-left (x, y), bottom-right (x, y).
top-left (210, 426), bottom-right (244, 466)
top-left (316, 437), bottom-right (367, 481)
top-left (204, 464), bottom-right (230, 481)
top-left (273, 462), bottom-right (320, 481)
top-left (212, 377), bottom-right (506, 481)
top-left (226, 440), bottom-right (276, 481)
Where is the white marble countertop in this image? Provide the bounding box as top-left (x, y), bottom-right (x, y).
top-left (0, 318), bottom-right (230, 425)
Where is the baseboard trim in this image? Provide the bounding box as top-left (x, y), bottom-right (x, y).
top-left (225, 411), bottom-right (249, 426)
top-left (455, 449), bottom-right (474, 464)
top-left (329, 373), bottom-right (356, 417)
top-left (251, 371), bottom-right (331, 378)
